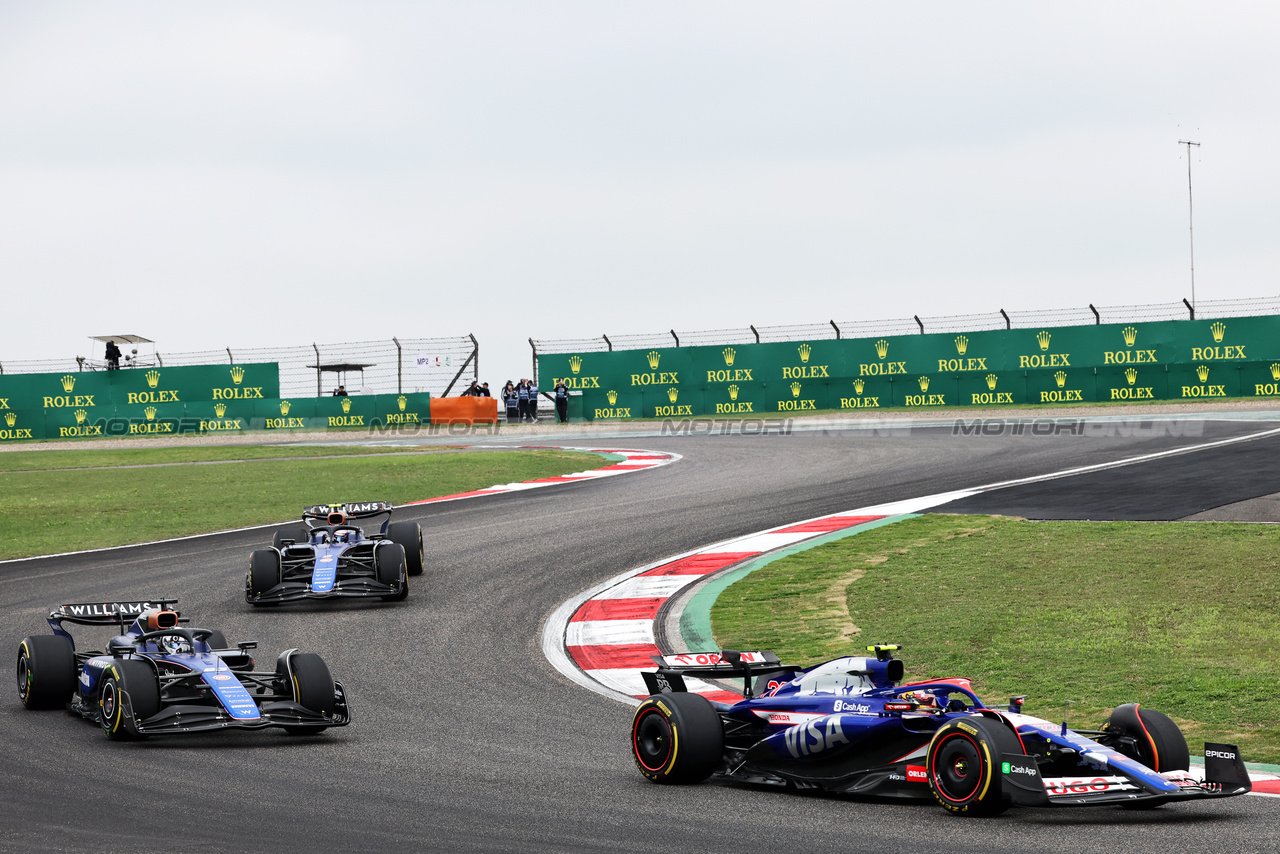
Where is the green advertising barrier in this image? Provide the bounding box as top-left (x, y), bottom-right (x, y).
top-left (0, 363), bottom-right (280, 415)
top-left (542, 314), bottom-right (1280, 419)
top-left (252, 397), bottom-right (319, 431)
top-left (0, 409), bottom-right (44, 442)
top-left (373, 392), bottom-right (432, 427)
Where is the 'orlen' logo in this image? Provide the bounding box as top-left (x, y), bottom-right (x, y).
top-left (784, 717), bottom-right (850, 758)
top-left (906, 765), bottom-right (928, 782)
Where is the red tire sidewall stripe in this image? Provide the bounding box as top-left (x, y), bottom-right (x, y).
top-left (929, 730), bottom-right (986, 804)
top-left (632, 707), bottom-right (673, 773)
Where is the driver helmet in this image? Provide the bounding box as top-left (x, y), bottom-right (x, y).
top-left (909, 690), bottom-right (940, 708)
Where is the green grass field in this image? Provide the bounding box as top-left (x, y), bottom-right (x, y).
top-left (0, 447), bottom-right (611, 559)
top-left (710, 514), bottom-right (1280, 763)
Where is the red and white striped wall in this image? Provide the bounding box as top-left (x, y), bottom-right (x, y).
top-left (404, 448), bottom-right (678, 505)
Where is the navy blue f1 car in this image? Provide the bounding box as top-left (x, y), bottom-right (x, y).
top-left (17, 600), bottom-right (351, 739)
top-left (631, 645), bottom-right (1251, 815)
top-left (247, 501), bottom-right (424, 606)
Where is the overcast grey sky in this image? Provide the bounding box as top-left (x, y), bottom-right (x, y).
top-left (2, 2), bottom-right (1276, 383)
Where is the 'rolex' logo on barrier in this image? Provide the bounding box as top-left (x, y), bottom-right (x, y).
top-left (569, 356), bottom-right (582, 375)
top-left (954, 336), bottom-right (969, 356)
top-left (790, 382), bottom-right (802, 397)
top-left (1037, 331), bottom-right (1052, 351)
top-left (1121, 326), bottom-right (1138, 347)
top-left (61, 375), bottom-right (76, 393)
top-left (214, 403), bottom-right (227, 418)
top-left (853, 378), bottom-right (865, 394)
top-left (667, 388), bottom-right (679, 403)
top-left (1271, 364), bottom-right (1280, 381)
top-left (144, 406), bottom-right (157, 421)
top-left (1211, 321), bottom-right (1226, 343)
top-left (1125, 368), bottom-right (1137, 385)
top-left (280, 400), bottom-right (292, 416)
top-left (74, 409), bottom-right (87, 425)
top-left (918, 376), bottom-right (930, 393)
top-left (646, 351), bottom-right (661, 370)
top-left (723, 348), bottom-right (736, 366)
top-left (875, 339), bottom-right (889, 360)
top-left (146, 370), bottom-right (161, 389)
top-left (798, 344), bottom-right (811, 363)
top-left (397, 395), bottom-right (407, 411)
top-left (1196, 365), bottom-right (1210, 383)
top-left (230, 366), bottom-right (245, 385)
top-left (4, 412), bottom-right (14, 427)
top-left (606, 390), bottom-right (618, 406)
top-left (341, 398), bottom-right (352, 413)
top-left (985, 374), bottom-right (998, 391)
top-left (1054, 371), bottom-right (1067, 388)
top-left (728, 384), bottom-right (739, 401)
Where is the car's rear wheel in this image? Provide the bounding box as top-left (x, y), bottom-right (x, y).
top-left (376, 543), bottom-right (408, 601)
top-left (631, 692), bottom-right (723, 783)
top-left (1104, 704), bottom-right (1189, 772)
top-left (248, 549), bottom-right (282, 605)
top-left (16, 635), bottom-right (77, 710)
top-left (99, 660), bottom-right (160, 740)
top-left (927, 716), bottom-right (1022, 816)
top-left (278, 652), bottom-right (335, 735)
top-left (272, 526), bottom-right (309, 550)
top-left (387, 521), bottom-right (424, 576)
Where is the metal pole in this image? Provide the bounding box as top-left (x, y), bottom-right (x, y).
top-left (602, 335), bottom-right (612, 352)
top-left (226, 347), bottom-right (234, 364)
top-left (1089, 304), bottom-right (1100, 325)
top-left (529, 338), bottom-right (538, 385)
top-left (749, 325), bottom-right (759, 344)
top-left (829, 320), bottom-right (840, 339)
top-left (914, 315), bottom-right (924, 334)
top-left (469, 334), bottom-right (478, 383)
top-left (1183, 298), bottom-right (1195, 321)
top-left (1179, 139), bottom-right (1200, 307)
top-left (393, 337), bottom-right (402, 394)
top-left (670, 330), bottom-right (680, 347)
top-left (313, 343), bottom-right (321, 397)
top-left (999, 309), bottom-right (1010, 330)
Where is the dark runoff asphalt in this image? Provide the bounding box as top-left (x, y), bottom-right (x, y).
top-left (3, 415), bottom-right (1279, 854)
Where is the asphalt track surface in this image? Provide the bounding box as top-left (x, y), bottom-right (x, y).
top-left (4, 418), bottom-right (1280, 853)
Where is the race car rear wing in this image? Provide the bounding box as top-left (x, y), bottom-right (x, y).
top-left (49, 599), bottom-right (181, 627)
top-left (302, 502), bottom-right (394, 520)
top-left (642, 650), bottom-right (797, 699)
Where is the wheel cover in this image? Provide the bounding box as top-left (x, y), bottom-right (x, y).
top-left (100, 683), bottom-right (117, 726)
top-left (633, 709), bottom-right (674, 772)
top-left (933, 733), bottom-right (985, 803)
top-left (16, 652), bottom-right (30, 700)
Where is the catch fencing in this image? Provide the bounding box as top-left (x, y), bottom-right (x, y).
top-left (0, 336), bottom-right (478, 399)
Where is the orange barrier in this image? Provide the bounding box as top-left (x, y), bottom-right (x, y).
top-left (429, 396), bottom-right (499, 424)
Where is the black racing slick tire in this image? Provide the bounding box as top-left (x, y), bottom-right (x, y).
top-left (387, 521), bottom-right (424, 576)
top-left (272, 526), bottom-right (309, 550)
top-left (376, 543), bottom-right (408, 601)
top-left (16, 635), bottom-right (77, 710)
top-left (631, 693), bottom-right (724, 784)
top-left (278, 652), bottom-right (336, 735)
top-left (927, 716), bottom-right (1023, 816)
top-left (98, 660), bottom-right (160, 740)
top-left (248, 549), bottom-right (282, 604)
top-left (1103, 704), bottom-right (1190, 772)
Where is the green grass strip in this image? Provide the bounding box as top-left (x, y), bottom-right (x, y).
top-left (680, 515), bottom-right (919, 652)
top-left (711, 514), bottom-right (1280, 764)
top-left (0, 448), bottom-right (613, 560)
top-left (0, 445), bottom-right (447, 472)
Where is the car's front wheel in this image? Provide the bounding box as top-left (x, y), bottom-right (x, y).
top-left (247, 549), bottom-right (282, 605)
top-left (376, 543), bottom-right (408, 601)
top-left (99, 660), bottom-right (160, 740)
top-left (927, 716), bottom-right (1023, 816)
top-left (278, 652), bottom-right (336, 735)
top-left (1103, 704), bottom-right (1189, 772)
top-left (631, 692), bottom-right (723, 783)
